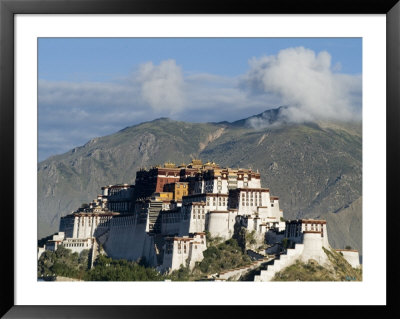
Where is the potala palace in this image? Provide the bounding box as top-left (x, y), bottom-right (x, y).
top-left (39, 160), bottom-right (360, 281)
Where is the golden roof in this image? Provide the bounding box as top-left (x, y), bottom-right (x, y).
top-left (164, 162), bottom-right (176, 168)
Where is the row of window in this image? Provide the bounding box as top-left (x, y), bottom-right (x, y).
top-left (64, 242), bottom-right (89, 248)
top-left (206, 197), bottom-right (228, 206)
top-left (109, 202), bottom-right (130, 211)
top-left (79, 217), bottom-right (111, 225)
top-left (242, 192), bottom-right (262, 199)
top-left (287, 224), bottom-right (323, 237)
top-left (192, 213), bottom-right (205, 220)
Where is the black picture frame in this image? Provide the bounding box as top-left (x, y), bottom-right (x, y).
top-left (1, 0), bottom-right (399, 317)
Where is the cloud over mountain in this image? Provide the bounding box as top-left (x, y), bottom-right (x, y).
top-left (241, 47), bottom-right (362, 126)
top-left (38, 48), bottom-right (362, 161)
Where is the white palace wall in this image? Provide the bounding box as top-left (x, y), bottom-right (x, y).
top-left (206, 211), bottom-right (237, 239)
top-left (104, 214), bottom-right (157, 266)
top-left (300, 232), bottom-right (330, 265)
top-left (70, 214), bottom-right (113, 239)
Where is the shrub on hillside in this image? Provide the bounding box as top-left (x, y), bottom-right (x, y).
top-left (37, 246), bottom-right (89, 279)
top-left (84, 255), bottom-right (163, 281)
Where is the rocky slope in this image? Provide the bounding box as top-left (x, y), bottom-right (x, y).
top-left (38, 109), bottom-right (362, 255)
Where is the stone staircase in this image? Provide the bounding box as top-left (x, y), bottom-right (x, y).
top-left (216, 255), bottom-right (274, 281)
top-left (148, 202), bottom-right (163, 233)
top-left (254, 243), bottom-right (304, 282)
top-left (247, 249), bottom-right (268, 260)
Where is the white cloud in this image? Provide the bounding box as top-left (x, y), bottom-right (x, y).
top-left (136, 59), bottom-right (185, 113)
top-left (241, 47), bottom-right (362, 125)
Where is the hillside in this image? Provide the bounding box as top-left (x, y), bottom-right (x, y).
top-left (38, 109), bottom-right (362, 255)
top-left (272, 248), bottom-right (362, 281)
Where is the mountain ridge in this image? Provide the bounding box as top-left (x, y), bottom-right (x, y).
top-left (38, 108), bottom-right (362, 255)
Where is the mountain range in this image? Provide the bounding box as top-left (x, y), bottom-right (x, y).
top-left (38, 108), bottom-right (362, 255)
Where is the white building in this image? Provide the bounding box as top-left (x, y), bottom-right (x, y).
top-left (60, 212), bottom-right (118, 239)
top-left (193, 168), bottom-right (261, 195)
top-left (285, 219), bottom-right (330, 248)
top-left (160, 233), bottom-right (207, 273)
top-left (50, 162), bottom-right (361, 279)
top-left (44, 232), bottom-right (65, 252)
top-left (62, 237), bottom-right (94, 254)
top-left (255, 219), bottom-right (339, 282)
top-left (102, 184), bottom-right (135, 213)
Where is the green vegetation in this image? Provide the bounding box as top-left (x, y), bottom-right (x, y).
top-left (85, 255), bottom-right (163, 281)
top-left (322, 247), bottom-right (362, 281)
top-left (38, 246), bottom-right (164, 281)
top-left (197, 238), bottom-right (251, 274)
top-left (233, 227), bottom-right (260, 252)
top-left (272, 248), bottom-right (362, 281)
top-left (37, 245), bottom-right (90, 280)
top-left (167, 265), bottom-right (192, 281)
top-left (38, 236), bottom-right (251, 281)
top-left (246, 230), bottom-right (257, 246)
top-left (167, 237), bottom-right (252, 281)
top-left (273, 260), bottom-right (337, 281)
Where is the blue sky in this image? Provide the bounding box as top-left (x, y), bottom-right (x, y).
top-left (38, 38), bottom-right (362, 162)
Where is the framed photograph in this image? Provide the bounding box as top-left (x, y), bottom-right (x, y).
top-left (1, 0), bottom-right (398, 317)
